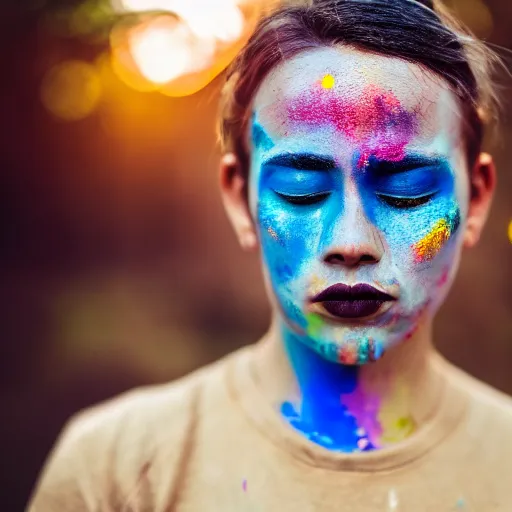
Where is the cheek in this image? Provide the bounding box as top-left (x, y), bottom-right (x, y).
top-left (367, 172), bottom-right (461, 270)
top-left (257, 193), bottom-right (324, 284)
top-left (378, 199), bottom-right (462, 304)
top-left (411, 205), bottom-right (460, 263)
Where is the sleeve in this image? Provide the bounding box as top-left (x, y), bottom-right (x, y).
top-left (27, 381), bottom-right (199, 512)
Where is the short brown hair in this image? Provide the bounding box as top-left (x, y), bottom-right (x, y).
top-left (218, 0), bottom-right (500, 176)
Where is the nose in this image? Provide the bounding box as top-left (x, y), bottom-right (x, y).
top-left (323, 190), bottom-right (384, 269)
top-left (324, 249), bottom-right (379, 267)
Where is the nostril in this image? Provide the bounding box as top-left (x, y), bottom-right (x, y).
top-left (324, 254), bottom-right (345, 265)
top-left (324, 252), bottom-right (378, 266)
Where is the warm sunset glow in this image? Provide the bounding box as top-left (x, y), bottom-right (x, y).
top-left (179, 2), bottom-right (244, 43)
top-left (114, 0), bottom-right (244, 43)
top-left (109, 0), bottom-right (275, 95)
top-left (128, 17), bottom-right (195, 84)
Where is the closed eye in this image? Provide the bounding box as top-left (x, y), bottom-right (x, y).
top-left (377, 192), bottom-right (436, 209)
top-left (275, 191), bottom-right (331, 205)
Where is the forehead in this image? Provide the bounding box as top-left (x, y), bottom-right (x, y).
top-left (251, 46), bottom-right (463, 155)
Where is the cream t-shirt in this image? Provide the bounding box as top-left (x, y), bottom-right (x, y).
top-left (28, 346), bottom-right (512, 511)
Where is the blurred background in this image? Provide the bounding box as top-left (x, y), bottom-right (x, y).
top-left (0, 0), bottom-right (510, 509)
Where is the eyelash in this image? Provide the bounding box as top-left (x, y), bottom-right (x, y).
top-left (274, 191), bottom-right (435, 208)
top-left (377, 193), bottom-right (436, 209)
top-left (275, 191), bottom-right (331, 205)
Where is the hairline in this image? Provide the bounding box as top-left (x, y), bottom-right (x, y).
top-left (243, 44), bottom-right (465, 170)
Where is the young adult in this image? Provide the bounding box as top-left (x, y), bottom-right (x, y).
top-left (29, 0), bottom-right (512, 510)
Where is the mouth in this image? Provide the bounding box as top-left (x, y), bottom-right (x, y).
top-left (310, 283), bottom-right (396, 319)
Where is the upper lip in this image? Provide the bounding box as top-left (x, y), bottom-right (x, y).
top-left (311, 283), bottom-right (396, 303)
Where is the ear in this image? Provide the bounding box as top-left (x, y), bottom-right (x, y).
top-left (463, 152), bottom-right (496, 248)
top-left (219, 153), bottom-right (258, 251)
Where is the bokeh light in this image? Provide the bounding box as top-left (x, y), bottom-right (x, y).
top-left (128, 15), bottom-right (214, 84)
top-left (40, 60), bottom-right (102, 121)
top-left (109, 0), bottom-right (249, 95)
top-left (508, 220), bottom-right (512, 244)
top-left (114, 0), bottom-right (244, 42)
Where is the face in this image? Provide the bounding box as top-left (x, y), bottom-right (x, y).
top-left (247, 46), bottom-right (470, 364)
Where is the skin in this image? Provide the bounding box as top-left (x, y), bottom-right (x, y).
top-left (220, 46), bottom-right (495, 452)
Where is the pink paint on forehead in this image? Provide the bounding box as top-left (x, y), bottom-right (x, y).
top-left (286, 83), bottom-right (418, 168)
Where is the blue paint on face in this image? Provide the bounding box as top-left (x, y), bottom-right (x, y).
top-left (280, 329), bottom-right (375, 451)
top-left (251, 121), bottom-right (461, 451)
top-left (355, 154), bottom-right (459, 255)
top-left (254, 117), bottom-right (460, 342)
top-left (264, 164), bottom-right (334, 197)
top-left (365, 155), bottom-right (448, 195)
top-left (255, 121), bottom-right (460, 325)
top-left (257, 151), bottom-right (342, 329)
top-left (249, 49), bottom-right (468, 453)
top-left (251, 118), bottom-right (275, 153)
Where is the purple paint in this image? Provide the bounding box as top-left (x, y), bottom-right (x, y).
top-left (311, 283), bottom-right (395, 319)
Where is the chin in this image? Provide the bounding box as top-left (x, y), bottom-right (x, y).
top-left (283, 305), bottom-right (428, 365)
top-left (308, 331), bottom-right (389, 365)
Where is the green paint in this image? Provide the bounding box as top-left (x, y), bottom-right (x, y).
top-left (306, 313), bottom-right (324, 337)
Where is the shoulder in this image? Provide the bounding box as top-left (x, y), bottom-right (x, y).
top-left (447, 360), bottom-right (512, 413)
top-left (28, 350), bottom-right (242, 511)
top-left (441, 356), bottom-right (512, 432)
top-left (71, 365), bottom-right (204, 445)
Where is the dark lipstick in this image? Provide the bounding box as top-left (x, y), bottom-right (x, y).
top-left (311, 283), bottom-right (395, 319)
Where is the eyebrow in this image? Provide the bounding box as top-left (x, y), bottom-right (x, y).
top-left (261, 152), bottom-right (337, 171)
top-left (370, 154), bottom-right (448, 174)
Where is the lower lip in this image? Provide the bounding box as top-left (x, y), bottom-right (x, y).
top-left (320, 300), bottom-right (390, 319)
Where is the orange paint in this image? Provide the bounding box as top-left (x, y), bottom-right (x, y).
top-left (412, 218), bottom-right (451, 262)
top-left (338, 343), bottom-right (358, 365)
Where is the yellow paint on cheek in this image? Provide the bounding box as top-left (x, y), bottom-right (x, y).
top-left (412, 218), bottom-right (451, 263)
top-left (308, 275), bottom-right (328, 295)
top-left (321, 74), bottom-right (335, 89)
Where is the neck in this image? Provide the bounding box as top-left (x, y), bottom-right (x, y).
top-left (252, 315), bottom-right (440, 452)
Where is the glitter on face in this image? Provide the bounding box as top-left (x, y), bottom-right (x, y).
top-left (412, 207), bottom-right (461, 263)
top-left (413, 218), bottom-right (451, 262)
top-left (267, 225), bottom-right (279, 241)
top-left (357, 337), bottom-right (376, 364)
top-left (260, 215), bottom-right (285, 247)
top-left (286, 83), bottom-right (417, 168)
top-left (321, 73), bottom-right (335, 89)
top-left (250, 48), bottom-right (468, 454)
